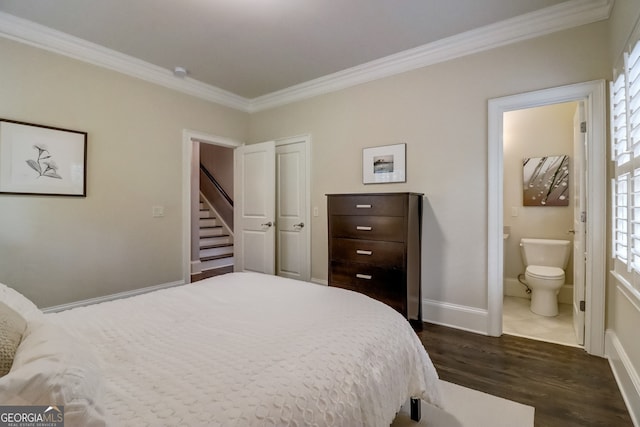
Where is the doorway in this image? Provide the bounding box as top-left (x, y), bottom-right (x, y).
top-left (501, 101), bottom-right (582, 347)
top-left (182, 131), bottom-right (311, 283)
top-left (487, 80), bottom-right (606, 357)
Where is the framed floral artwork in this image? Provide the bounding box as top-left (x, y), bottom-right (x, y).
top-left (0, 119), bottom-right (87, 197)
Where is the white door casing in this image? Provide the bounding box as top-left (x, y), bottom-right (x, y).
top-left (182, 130), bottom-right (242, 283)
top-left (488, 80), bottom-right (606, 357)
top-left (276, 137), bottom-right (311, 281)
top-left (572, 102), bottom-right (587, 346)
top-left (184, 132), bottom-right (311, 281)
top-left (234, 141), bottom-right (276, 274)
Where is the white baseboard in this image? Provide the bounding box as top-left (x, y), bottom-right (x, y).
top-left (191, 260), bottom-right (202, 274)
top-left (504, 277), bottom-right (573, 304)
top-left (313, 282), bottom-right (489, 334)
top-left (606, 330), bottom-right (640, 427)
top-left (42, 280), bottom-right (186, 313)
top-left (422, 298), bottom-right (489, 335)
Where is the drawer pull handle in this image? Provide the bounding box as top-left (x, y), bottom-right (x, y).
top-left (356, 250), bottom-right (373, 256)
top-left (356, 204), bottom-right (372, 209)
top-left (356, 226), bottom-right (372, 231)
top-left (356, 274), bottom-right (372, 280)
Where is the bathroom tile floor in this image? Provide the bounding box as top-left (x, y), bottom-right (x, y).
top-left (502, 296), bottom-right (580, 347)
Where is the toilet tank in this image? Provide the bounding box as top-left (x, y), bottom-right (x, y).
top-left (520, 238), bottom-right (571, 269)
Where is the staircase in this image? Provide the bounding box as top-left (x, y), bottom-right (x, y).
top-left (193, 198), bottom-right (234, 281)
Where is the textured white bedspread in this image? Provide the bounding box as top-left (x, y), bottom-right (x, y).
top-left (47, 272), bottom-right (442, 426)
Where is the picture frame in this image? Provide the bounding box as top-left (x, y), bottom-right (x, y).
top-left (522, 155), bottom-right (569, 206)
top-left (0, 119), bottom-right (87, 197)
top-left (362, 143), bottom-right (406, 184)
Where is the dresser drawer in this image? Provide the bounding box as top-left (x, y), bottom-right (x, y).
top-left (332, 282), bottom-right (405, 314)
top-left (329, 262), bottom-right (405, 313)
top-left (330, 261), bottom-right (403, 288)
top-left (330, 238), bottom-right (405, 267)
top-left (328, 194), bottom-right (406, 216)
top-left (330, 215), bottom-right (405, 241)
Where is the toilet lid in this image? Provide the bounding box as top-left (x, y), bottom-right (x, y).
top-left (526, 265), bottom-right (564, 280)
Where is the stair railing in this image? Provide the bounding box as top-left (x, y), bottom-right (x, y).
top-left (200, 164), bottom-right (233, 229)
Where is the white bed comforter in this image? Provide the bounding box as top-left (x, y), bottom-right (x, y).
top-left (47, 272), bottom-right (442, 426)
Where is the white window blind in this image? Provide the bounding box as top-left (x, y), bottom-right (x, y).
top-left (632, 168), bottom-right (640, 271)
top-left (612, 40), bottom-right (640, 291)
top-left (613, 173), bottom-right (629, 263)
top-left (611, 73), bottom-right (628, 165)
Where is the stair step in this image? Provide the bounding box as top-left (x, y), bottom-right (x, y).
top-left (200, 242), bottom-right (233, 250)
top-left (200, 243), bottom-right (233, 258)
top-left (201, 253), bottom-right (233, 262)
top-left (200, 235), bottom-right (232, 246)
top-left (200, 226), bottom-right (224, 237)
top-left (199, 209), bottom-right (213, 219)
top-left (199, 217), bottom-right (219, 227)
top-left (201, 255), bottom-right (234, 270)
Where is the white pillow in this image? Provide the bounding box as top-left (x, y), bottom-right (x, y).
top-left (0, 301), bottom-right (26, 376)
top-left (0, 319), bottom-right (108, 427)
top-left (0, 282), bottom-right (43, 321)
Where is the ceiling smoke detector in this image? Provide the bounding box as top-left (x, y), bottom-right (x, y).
top-left (173, 66), bottom-right (188, 78)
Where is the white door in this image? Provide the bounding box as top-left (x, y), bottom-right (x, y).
top-left (276, 140), bottom-right (310, 281)
top-left (233, 141), bottom-right (276, 274)
top-left (572, 102), bottom-right (587, 345)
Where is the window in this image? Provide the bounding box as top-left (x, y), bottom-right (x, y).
top-left (611, 39), bottom-right (640, 292)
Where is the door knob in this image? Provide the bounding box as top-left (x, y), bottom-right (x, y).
top-left (262, 221), bottom-right (273, 228)
top-left (568, 229), bottom-right (576, 234)
top-left (293, 222), bottom-right (304, 229)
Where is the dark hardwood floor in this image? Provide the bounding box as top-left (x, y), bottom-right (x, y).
top-left (417, 323), bottom-right (633, 427)
top-left (191, 265), bottom-right (233, 282)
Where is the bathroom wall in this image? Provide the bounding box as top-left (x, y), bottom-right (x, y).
top-left (503, 102), bottom-right (577, 301)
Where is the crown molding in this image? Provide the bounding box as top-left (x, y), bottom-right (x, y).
top-left (248, 0), bottom-right (613, 112)
top-left (0, 11), bottom-right (251, 112)
top-left (0, 0), bottom-right (613, 114)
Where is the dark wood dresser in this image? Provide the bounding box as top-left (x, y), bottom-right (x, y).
top-left (327, 192), bottom-right (423, 326)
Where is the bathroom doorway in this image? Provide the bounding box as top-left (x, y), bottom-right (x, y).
top-left (487, 81), bottom-right (607, 357)
top-left (501, 101), bottom-right (581, 347)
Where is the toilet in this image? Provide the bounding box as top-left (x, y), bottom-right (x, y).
top-left (519, 238), bottom-right (571, 317)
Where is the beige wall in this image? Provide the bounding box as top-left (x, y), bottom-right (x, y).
top-left (200, 143), bottom-right (234, 197)
top-left (503, 102), bottom-right (576, 286)
top-left (249, 22), bottom-right (610, 309)
top-left (0, 37), bottom-right (249, 307)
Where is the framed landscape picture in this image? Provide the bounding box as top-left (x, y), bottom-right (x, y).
top-left (362, 143), bottom-right (406, 184)
top-left (0, 119), bottom-right (87, 197)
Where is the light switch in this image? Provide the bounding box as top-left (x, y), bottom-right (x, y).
top-left (313, 207), bottom-right (319, 217)
top-left (511, 207), bottom-right (518, 217)
top-left (152, 206), bottom-right (165, 217)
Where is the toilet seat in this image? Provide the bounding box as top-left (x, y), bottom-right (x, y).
top-left (526, 265), bottom-right (564, 280)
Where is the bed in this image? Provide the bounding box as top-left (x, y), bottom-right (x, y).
top-left (0, 272), bottom-right (443, 426)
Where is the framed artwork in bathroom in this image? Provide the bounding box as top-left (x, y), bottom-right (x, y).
top-left (362, 143), bottom-right (406, 184)
top-left (522, 155), bottom-right (569, 206)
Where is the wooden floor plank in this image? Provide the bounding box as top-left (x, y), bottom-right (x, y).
top-left (417, 323), bottom-right (633, 427)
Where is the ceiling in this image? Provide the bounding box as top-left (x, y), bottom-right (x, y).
top-left (0, 0), bottom-right (576, 100)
